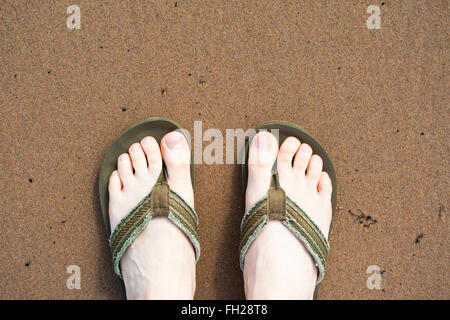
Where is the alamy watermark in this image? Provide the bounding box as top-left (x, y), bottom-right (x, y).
top-left (169, 121), bottom-right (279, 166)
top-left (366, 265), bottom-right (384, 290)
top-left (66, 5), bottom-right (81, 30)
top-left (66, 5), bottom-right (382, 31)
top-left (367, 5), bottom-right (381, 29)
top-left (66, 265), bottom-right (81, 290)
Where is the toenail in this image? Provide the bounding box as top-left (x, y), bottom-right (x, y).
top-left (286, 138), bottom-right (299, 148)
top-left (301, 144), bottom-right (312, 153)
top-left (120, 154), bottom-right (128, 160)
top-left (165, 135), bottom-right (183, 149)
top-left (256, 133), bottom-right (269, 148)
top-left (130, 144), bottom-right (139, 152)
top-left (141, 137), bottom-right (152, 146)
top-left (112, 171), bottom-right (118, 175)
top-left (312, 155), bottom-right (322, 163)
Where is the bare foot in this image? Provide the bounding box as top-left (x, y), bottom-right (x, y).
top-left (108, 131), bottom-right (196, 299)
top-left (243, 132), bottom-right (333, 299)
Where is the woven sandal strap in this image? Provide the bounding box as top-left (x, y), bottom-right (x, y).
top-left (109, 176), bottom-right (199, 278)
top-left (239, 175), bottom-right (329, 283)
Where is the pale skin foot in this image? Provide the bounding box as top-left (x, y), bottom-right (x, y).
top-left (108, 131), bottom-right (196, 299)
top-left (244, 132), bottom-right (333, 299)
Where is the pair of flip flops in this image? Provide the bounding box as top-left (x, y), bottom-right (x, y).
top-left (98, 118), bottom-right (337, 296)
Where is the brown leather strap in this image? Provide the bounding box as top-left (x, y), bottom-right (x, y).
top-left (266, 173), bottom-right (286, 220)
top-left (267, 187), bottom-right (286, 220)
top-left (150, 182), bottom-right (170, 217)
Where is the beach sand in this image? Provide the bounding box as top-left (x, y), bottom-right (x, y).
top-left (0, 1), bottom-right (448, 299)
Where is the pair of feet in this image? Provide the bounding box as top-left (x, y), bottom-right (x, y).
top-left (108, 131), bottom-right (333, 299)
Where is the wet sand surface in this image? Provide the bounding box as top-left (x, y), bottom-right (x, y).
top-left (0, 1), bottom-right (448, 299)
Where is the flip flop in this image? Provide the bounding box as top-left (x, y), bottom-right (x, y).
top-left (239, 120), bottom-right (337, 298)
top-left (98, 117), bottom-right (199, 278)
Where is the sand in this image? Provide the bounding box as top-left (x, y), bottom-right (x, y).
top-left (0, 1), bottom-right (448, 299)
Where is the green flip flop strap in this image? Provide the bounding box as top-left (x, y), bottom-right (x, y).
top-left (109, 171), bottom-right (200, 278)
top-left (239, 174), bottom-right (329, 284)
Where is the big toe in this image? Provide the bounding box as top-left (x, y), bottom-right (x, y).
top-left (161, 131), bottom-right (191, 171)
top-left (248, 131), bottom-right (279, 168)
top-left (246, 131), bottom-right (278, 210)
top-left (161, 131), bottom-right (194, 206)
